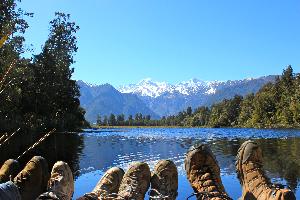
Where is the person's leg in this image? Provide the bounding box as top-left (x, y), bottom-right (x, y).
top-left (13, 156), bottom-right (49, 200)
top-left (0, 159), bottom-right (20, 183)
top-left (0, 181), bottom-right (21, 200)
top-left (149, 159), bottom-right (178, 200)
top-left (117, 162), bottom-right (151, 200)
top-left (77, 167), bottom-right (124, 200)
top-left (185, 144), bottom-right (232, 200)
top-left (236, 140), bottom-right (296, 200)
top-left (37, 161), bottom-right (74, 200)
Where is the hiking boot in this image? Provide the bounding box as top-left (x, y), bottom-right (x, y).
top-left (150, 160), bottom-right (178, 200)
top-left (185, 144), bottom-right (232, 200)
top-left (37, 161), bottom-right (74, 200)
top-left (13, 156), bottom-right (49, 200)
top-left (118, 162), bottom-right (151, 200)
top-left (0, 159), bottom-right (19, 183)
top-left (236, 140), bottom-right (296, 200)
top-left (77, 167), bottom-right (125, 200)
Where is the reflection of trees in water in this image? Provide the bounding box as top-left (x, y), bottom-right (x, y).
top-left (206, 138), bottom-right (300, 191)
top-left (0, 132), bottom-right (84, 179)
top-left (3, 130), bottom-right (299, 191)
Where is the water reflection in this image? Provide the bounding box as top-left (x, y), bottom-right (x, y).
top-left (74, 128), bottom-right (300, 199)
top-left (1, 128), bottom-right (300, 199)
top-left (0, 132), bottom-right (84, 178)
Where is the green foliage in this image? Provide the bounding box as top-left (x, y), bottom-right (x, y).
top-left (32, 12), bottom-right (85, 131)
top-left (99, 66), bottom-right (300, 129)
top-left (0, 2), bottom-right (88, 134)
top-left (237, 93), bottom-right (254, 127)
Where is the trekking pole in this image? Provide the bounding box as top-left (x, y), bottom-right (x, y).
top-left (16, 128), bottom-right (56, 161)
top-left (0, 133), bottom-right (7, 143)
top-left (0, 128), bottom-right (21, 148)
top-left (0, 61), bottom-right (15, 90)
top-left (0, 31), bottom-right (11, 48)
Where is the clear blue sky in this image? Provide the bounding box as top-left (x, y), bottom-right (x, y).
top-left (20, 0), bottom-right (300, 86)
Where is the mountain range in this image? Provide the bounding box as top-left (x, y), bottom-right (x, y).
top-left (78, 76), bottom-right (276, 123)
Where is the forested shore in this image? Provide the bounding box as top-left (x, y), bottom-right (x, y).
top-left (96, 66), bottom-right (300, 129)
top-left (0, 0), bottom-right (88, 136)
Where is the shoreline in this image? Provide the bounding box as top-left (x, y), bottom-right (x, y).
top-left (91, 125), bottom-right (300, 130)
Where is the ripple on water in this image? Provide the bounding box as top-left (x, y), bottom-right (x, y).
top-left (73, 128), bottom-right (300, 199)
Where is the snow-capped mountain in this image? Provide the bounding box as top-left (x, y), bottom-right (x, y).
top-left (118, 78), bottom-right (254, 97)
top-left (77, 81), bottom-right (159, 122)
top-left (117, 76), bottom-right (276, 117)
top-left (119, 78), bottom-right (174, 98)
top-left (78, 75), bottom-right (277, 121)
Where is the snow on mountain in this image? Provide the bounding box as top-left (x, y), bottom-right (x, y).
top-left (118, 78), bottom-right (175, 97)
top-left (118, 78), bottom-right (228, 97)
top-left (79, 75), bottom-right (276, 118)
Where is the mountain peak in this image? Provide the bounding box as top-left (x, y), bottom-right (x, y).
top-left (118, 78), bottom-right (222, 97)
top-left (138, 78), bottom-right (153, 84)
top-left (78, 76), bottom-right (277, 120)
top-left (119, 78), bottom-right (173, 98)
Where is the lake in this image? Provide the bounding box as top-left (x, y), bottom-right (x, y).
top-left (1, 128), bottom-right (300, 199)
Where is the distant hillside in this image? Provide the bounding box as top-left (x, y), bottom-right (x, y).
top-left (78, 75), bottom-right (277, 122)
top-left (77, 81), bottom-right (159, 123)
top-left (118, 76), bottom-right (277, 117)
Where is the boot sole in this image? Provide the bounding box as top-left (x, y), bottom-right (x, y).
top-left (184, 143), bottom-right (218, 173)
top-left (235, 140), bottom-right (256, 185)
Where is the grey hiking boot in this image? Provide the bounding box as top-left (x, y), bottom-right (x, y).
top-left (13, 156), bottom-right (49, 200)
top-left (236, 140), bottom-right (296, 200)
top-left (118, 162), bottom-right (151, 200)
top-left (0, 159), bottom-right (19, 183)
top-left (185, 144), bottom-right (232, 200)
top-left (77, 167), bottom-right (125, 200)
top-left (37, 161), bottom-right (74, 200)
top-left (149, 160), bottom-right (178, 200)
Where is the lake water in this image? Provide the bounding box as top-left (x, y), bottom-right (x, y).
top-left (1, 128), bottom-right (300, 199)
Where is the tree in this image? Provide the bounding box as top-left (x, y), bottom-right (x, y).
top-left (238, 93), bottom-right (255, 126)
top-left (290, 73), bottom-right (300, 126)
top-left (32, 12), bottom-right (86, 131)
top-left (0, 0), bottom-right (32, 132)
top-left (186, 106), bottom-right (192, 116)
top-left (251, 83), bottom-right (277, 128)
top-left (116, 114), bottom-right (125, 126)
top-left (128, 115), bottom-right (133, 126)
top-left (275, 66), bottom-right (295, 126)
top-left (103, 116), bottom-right (108, 126)
top-left (108, 114), bottom-right (116, 126)
top-left (192, 106), bottom-right (210, 126)
top-left (96, 114), bottom-right (102, 126)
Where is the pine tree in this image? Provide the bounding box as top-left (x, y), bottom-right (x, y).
top-left (237, 93), bottom-right (255, 127)
top-left (32, 12), bottom-right (86, 131)
top-left (109, 114), bottom-right (116, 126)
top-left (0, 0), bottom-right (32, 132)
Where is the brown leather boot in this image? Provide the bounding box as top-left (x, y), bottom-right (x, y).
top-left (77, 167), bottom-right (124, 200)
top-left (37, 161), bottom-right (74, 200)
top-left (236, 140), bottom-right (296, 200)
top-left (0, 159), bottom-right (19, 183)
top-left (13, 156), bottom-right (49, 200)
top-left (150, 160), bottom-right (178, 200)
top-left (185, 144), bottom-right (232, 200)
top-left (117, 162), bottom-right (151, 200)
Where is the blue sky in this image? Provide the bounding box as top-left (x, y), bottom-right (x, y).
top-left (20, 0), bottom-right (300, 86)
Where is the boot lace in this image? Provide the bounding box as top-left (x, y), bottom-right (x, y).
top-left (188, 167), bottom-right (231, 200)
top-left (148, 171), bottom-right (178, 200)
top-left (15, 171), bottom-right (30, 190)
top-left (47, 172), bottom-right (70, 200)
top-left (117, 172), bottom-right (142, 199)
top-left (246, 162), bottom-right (271, 196)
top-left (186, 191), bottom-right (233, 200)
top-left (148, 188), bottom-right (177, 199)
